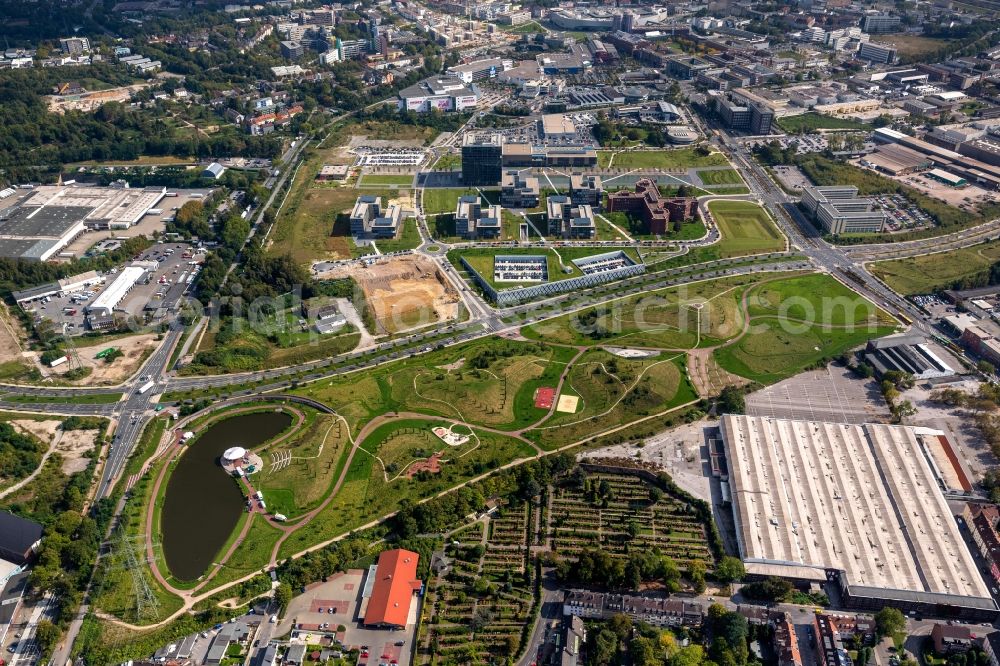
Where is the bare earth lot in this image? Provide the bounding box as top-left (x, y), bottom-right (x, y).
top-left (40, 333), bottom-right (160, 385)
top-left (317, 255), bottom-right (460, 335)
top-left (9, 419), bottom-right (100, 474)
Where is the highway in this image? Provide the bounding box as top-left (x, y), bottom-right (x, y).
top-left (8, 121), bottom-right (990, 664)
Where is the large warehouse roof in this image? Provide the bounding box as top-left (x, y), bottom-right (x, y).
top-left (88, 266), bottom-right (146, 316)
top-left (721, 415), bottom-right (991, 601)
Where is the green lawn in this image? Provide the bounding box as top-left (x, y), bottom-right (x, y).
top-left (1, 392), bottom-right (122, 404)
top-left (697, 169), bottom-right (744, 186)
top-left (598, 148), bottom-right (730, 169)
top-left (423, 188), bottom-right (492, 215)
top-left (375, 218), bottom-right (422, 253)
top-left (433, 153), bottom-right (462, 170)
top-left (360, 174), bottom-right (416, 187)
top-left (777, 113), bottom-right (869, 133)
top-left (869, 240), bottom-right (1000, 295)
top-left (708, 200), bottom-right (786, 257)
top-left (714, 323), bottom-right (894, 384)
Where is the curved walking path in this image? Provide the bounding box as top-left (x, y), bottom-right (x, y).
top-left (101, 270), bottom-right (818, 632)
top-left (0, 429), bottom-right (63, 501)
top-left (143, 404), bottom-right (306, 597)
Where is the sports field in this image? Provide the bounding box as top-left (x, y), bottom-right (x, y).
top-left (776, 113), bottom-right (869, 133)
top-left (708, 200), bottom-right (786, 257)
top-left (868, 240), bottom-right (1000, 295)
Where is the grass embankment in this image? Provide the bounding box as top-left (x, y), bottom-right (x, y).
top-left (869, 239), bottom-right (1000, 295)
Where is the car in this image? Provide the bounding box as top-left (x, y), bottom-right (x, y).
top-left (395, 641), bottom-right (405, 646)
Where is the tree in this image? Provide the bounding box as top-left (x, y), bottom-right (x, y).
top-left (34, 620), bottom-right (61, 655)
top-left (874, 607), bottom-right (906, 637)
top-left (717, 385), bottom-right (746, 414)
top-left (741, 576), bottom-right (793, 601)
top-left (670, 645), bottom-right (705, 666)
top-left (715, 556), bottom-right (746, 583)
top-left (689, 561), bottom-right (707, 594)
top-left (978, 360), bottom-right (996, 376)
top-left (274, 582), bottom-right (292, 610)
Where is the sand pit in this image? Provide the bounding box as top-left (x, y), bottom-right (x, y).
top-left (54, 428), bottom-right (100, 474)
top-left (556, 394), bottom-right (579, 414)
top-left (318, 255), bottom-right (459, 334)
top-left (10, 419), bottom-right (59, 444)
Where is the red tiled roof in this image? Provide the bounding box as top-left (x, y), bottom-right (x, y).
top-left (363, 549), bottom-right (421, 628)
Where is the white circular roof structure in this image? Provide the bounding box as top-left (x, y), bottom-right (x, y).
top-left (223, 446), bottom-right (247, 462)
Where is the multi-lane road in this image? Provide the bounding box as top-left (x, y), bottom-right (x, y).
top-left (9, 122), bottom-right (997, 663)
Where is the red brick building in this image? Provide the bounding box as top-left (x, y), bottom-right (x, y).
top-left (606, 178), bottom-right (697, 235)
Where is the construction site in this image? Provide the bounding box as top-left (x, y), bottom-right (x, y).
top-left (318, 255), bottom-right (460, 335)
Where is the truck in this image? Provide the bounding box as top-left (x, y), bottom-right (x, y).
top-left (138, 380), bottom-right (155, 394)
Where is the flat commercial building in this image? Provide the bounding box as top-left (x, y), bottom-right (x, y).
top-left (569, 174), bottom-right (603, 208)
top-left (861, 13), bottom-right (901, 34)
top-left (863, 335), bottom-right (955, 379)
top-left (0, 184), bottom-right (164, 260)
top-left (500, 171), bottom-right (540, 208)
top-left (540, 113), bottom-right (577, 140)
top-left (546, 195), bottom-right (595, 239)
top-left (462, 134), bottom-right (503, 186)
top-left (721, 415), bottom-right (997, 620)
top-left (446, 57), bottom-right (512, 83)
top-left (858, 42), bottom-right (897, 64)
top-left (500, 144), bottom-right (598, 169)
top-left (86, 265), bottom-right (146, 317)
top-left (455, 196), bottom-right (502, 240)
top-left (800, 185), bottom-right (886, 234)
top-left (714, 95), bottom-right (774, 135)
top-left (397, 75), bottom-right (479, 113)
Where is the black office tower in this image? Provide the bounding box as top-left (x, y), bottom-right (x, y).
top-left (461, 134), bottom-right (503, 186)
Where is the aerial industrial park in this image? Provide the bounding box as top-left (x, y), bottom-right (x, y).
top-left (9, 0), bottom-right (1000, 665)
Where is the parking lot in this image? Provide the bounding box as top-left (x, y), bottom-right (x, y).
top-left (746, 364), bottom-right (892, 424)
top-left (279, 570), bottom-right (418, 666)
top-left (898, 171), bottom-right (998, 209)
top-left (771, 164), bottom-right (812, 191)
top-left (21, 242), bottom-right (203, 335)
top-left (871, 193), bottom-right (932, 233)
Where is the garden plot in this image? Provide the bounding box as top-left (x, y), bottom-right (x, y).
top-left (417, 502), bottom-right (537, 666)
top-left (548, 473), bottom-right (713, 570)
